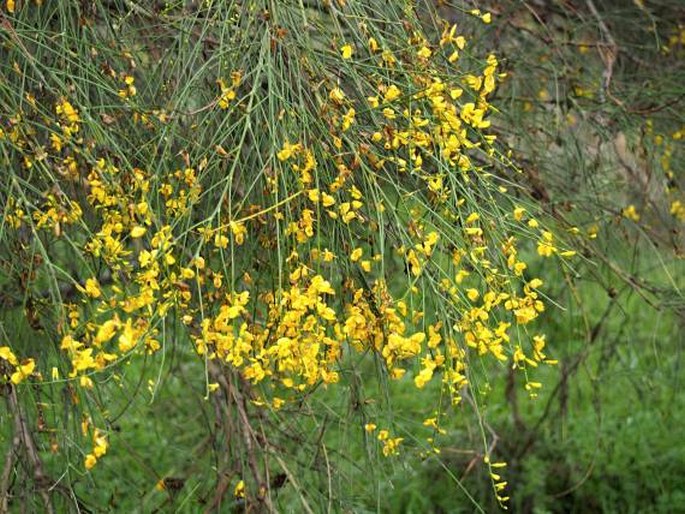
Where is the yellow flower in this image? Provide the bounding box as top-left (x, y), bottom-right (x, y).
top-left (321, 192), bottom-right (335, 207)
top-left (10, 359), bottom-right (35, 384)
top-left (308, 189), bottom-right (320, 203)
top-left (670, 200), bottom-right (685, 221)
top-left (72, 348), bottom-right (96, 372)
top-left (138, 249), bottom-right (155, 268)
top-left (537, 231), bottom-right (557, 257)
top-left (180, 267), bottom-right (195, 279)
top-left (118, 75), bottom-right (137, 98)
top-left (277, 141), bottom-right (301, 161)
top-left (118, 319), bottom-right (139, 352)
top-left (329, 87), bottom-right (345, 103)
top-left (130, 226), bottom-right (146, 238)
top-left (417, 46), bottom-right (432, 59)
top-left (229, 221), bottom-right (247, 245)
top-left (368, 37), bottom-right (379, 52)
top-left (216, 79), bottom-right (236, 109)
top-left (350, 248), bottom-right (363, 262)
top-left (528, 278), bottom-right (543, 289)
top-left (85, 454), bottom-right (97, 470)
top-left (622, 204), bottom-right (640, 222)
top-left (95, 319), bottom-right (119, 346)
top-left (341, 107), bottom-right (356, 131)
top-left (93, 429), bottom-right (108, 457)
top-left (214, 232), bottom-right (229, 249)
top-left (84, 278), bottom-right (102, 298)
top-left (423, 417), bottom-right (438, 428)
top-left (380, 435), bottom-right (403, 456)
top-left (466, 289), bottom-right (479, 302)
top-left (383, 84), bottom-right (401, 103)
top-left (340, 44), bottom-right (353, 59)
top-left (56, 100), bottom-right (80, 124)
top-left (414, 367), bottom-right (433, 388)
top-left (465, 212), bottom-right (480, 224)
top-left (0, 347), bottom-right (18, 366)
top-left (234, 479), bottom-right (245, 499)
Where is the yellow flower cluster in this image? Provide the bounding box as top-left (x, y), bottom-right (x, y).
top-left (0, 10), bottom-right (570, 478)
top-left (84, 427), bottom-right (109, 470)
top-left (0, 347), bottom-right (35, 385)
top-left (377, 429), bottom-right (404, 456)
top-left (217, 71), bottom-right (242, 109)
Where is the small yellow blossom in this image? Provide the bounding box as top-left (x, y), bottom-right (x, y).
top-left (368, 37), bottom-right (379, 52)
top-left (277, 141), bottom-right (301, 161)
top-left (340, 44), bottom-right (353, 59)
top-left (622, 204), bottom-right (640, 222)
top-left (84, 278), bottom-right (102, 298)
top-left (670, 200), bottom-right (685, 221)
top-left (85, 454), bottom-right (97, 470)
top-left (537, 231), bottom-right (557, 257)
top-left (417, 46), bottom-right (432, 59)
top-left (217, 79), bottom-right (236, 109)
top-left (329, 87), bottom-right (345, 103)
top-left (11, 359), bottom-right (35, 384)
top-left (0, 347), bottom-right (18, 366)
top-left (342, 107), bottom-right (356, 131)
top-left (234, 480), bottom-right (245, 499)
top-left (130, 226), bottom-right (146, 238)
top-left (383, 84), bottom-right (401, 103)
top-left (229, 221), bottom-right (247, 245)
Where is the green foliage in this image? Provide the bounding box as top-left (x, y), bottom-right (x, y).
top-left (1, 0), bottom-right (684, 512)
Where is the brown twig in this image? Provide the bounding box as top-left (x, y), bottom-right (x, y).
top-left (231, 381), bottom-right (274, 512)
top-left (5, 383), bottom-right (54, 514)
top-left (208, 361), bottom-right (274, 512)
top-left (0, 430), bottom-right (20, 513)
top-left (585, 0), bottom-right (620, 105)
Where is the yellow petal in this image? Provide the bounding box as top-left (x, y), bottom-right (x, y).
top-left (130, 226), bottom-right (147, 238)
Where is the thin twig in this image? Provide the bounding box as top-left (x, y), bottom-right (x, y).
top-left (5, 384), bottom-right (54, 514)
top-left (0, 430), bottom-right (20, 513)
